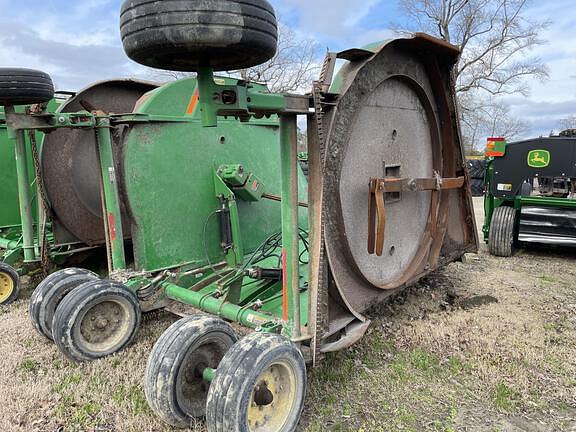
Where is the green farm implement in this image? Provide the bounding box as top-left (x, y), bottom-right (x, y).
top-left (484, 135), bottom-right (576, 256)
top-left (1, 0), bottom-right (477, 429)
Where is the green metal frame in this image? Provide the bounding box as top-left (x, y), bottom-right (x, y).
top-left (0, 98), bottom-right (81, 272)
top-left (3, 68), bottom-right (310, 340)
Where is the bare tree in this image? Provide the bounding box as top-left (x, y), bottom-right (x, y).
top-left (399, 0), bottom-right (549, 96)
top-left (559, 115), bottom-right (576, 131)
top-left (460, 93), bottom-right (528, 152)
top-left (149, 23), bottom-right (320, 94)
top-left (398, 0), bottom-right (549, 150)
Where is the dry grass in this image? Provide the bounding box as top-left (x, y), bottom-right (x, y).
top-left (1, 197), bottom-right (576, 431)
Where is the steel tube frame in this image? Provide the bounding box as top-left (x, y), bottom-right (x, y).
top-left (95, 117), bottom-right (127, 271)
top-left (5, 106), bottom-right (36, 263)
top-left (280, 115), bottom-right (302, 338)
top-left (163, 281), bottom-right (273, 328)
top-left (0, 237), bottom-right (19, 250)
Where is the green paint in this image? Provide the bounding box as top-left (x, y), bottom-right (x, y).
top-left (122, 77), bottom-right (307, 273)
top-left (195, 67), bottom-right (285, 127)
top-left (13, 128), bottom-right (35, 261)
top-left (96, 117), bottom-right (127, 271)
top-left (213, 169), bottom-right (244, 267)
top-left (163, 280), bottom-right (275, 329)
top-left (527, 150), bottom-right (550, 168)
top-left (202, 367), bottom-right (216, 382)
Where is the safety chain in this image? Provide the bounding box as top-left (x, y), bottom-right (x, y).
top-left (27, 105), bottom-right (53, 276)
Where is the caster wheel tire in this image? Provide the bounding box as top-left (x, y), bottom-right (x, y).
top-left (470, 178), bottom-right (484, 197)
top-left (120, 0), bottom-right (278, 72)
top-left (488, 206), bottom-right (518, 257)
top-left (29, 268), bottom-right (100, 341)
top-left (0, 263), bottom-right (20, 305)
top-left (145, 315), bottom-right (237, 428)
top-left (52, 280), bottom-right (141, 362)
top-left (206, 332), bottom-right (307, 432)
top-left (467, 159), bottom-right (485, 179)
top-left (0, 68), bottom-right (54, 106)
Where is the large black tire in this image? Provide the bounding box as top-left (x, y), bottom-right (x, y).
top-left (145, 315), bottom-right (237, 427)
top-left (206, 332), bottom-right (306, 432)
top-left (29, 268), bottom-right (100, 341)
top-left (0, 263), bottom-right (20, 306)
top-left (0, 68), bottom-right (54, 106)
top-left (52, 280), bottom-right (141, 362)
top-left (471, 178), bottom-right (485, 197)
top-left (120, 0), bottom-right (278, 72)
top-left (467, 159), bottom-right (486, 179)
top-left (488, 206), bottom-right (518, 257)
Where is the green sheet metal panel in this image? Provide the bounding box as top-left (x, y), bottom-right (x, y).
top-left (0, 105), bottom-right (38, 229)
top-left (123, 77), bottom-right (308, 272)
top-left (0, 106), bottom-right (22, 228)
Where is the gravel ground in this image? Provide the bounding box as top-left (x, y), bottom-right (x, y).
top-left (1, 197), bottom-right (575, 431)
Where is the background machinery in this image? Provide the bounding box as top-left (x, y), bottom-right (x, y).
top-left (0, 0), bottom-right (477, 430)
top-left (484, 135), bottom-right (576, 256)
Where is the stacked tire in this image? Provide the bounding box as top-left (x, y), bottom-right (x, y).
top-left (467, 159), bottom-right (486, 197)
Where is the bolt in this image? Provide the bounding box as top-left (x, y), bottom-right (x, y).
top-left (95, 318), bottom-right (109, 330)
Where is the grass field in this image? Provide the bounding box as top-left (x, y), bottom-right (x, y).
top-left (1, 198), bottom-right (575, 431)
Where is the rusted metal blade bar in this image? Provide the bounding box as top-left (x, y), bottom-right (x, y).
top-left (368, 179), bottom-right (386, 256)
top-left (368, 176), bottom-right (465, 256)
top-left (377, 176), bottom-right (465, 193)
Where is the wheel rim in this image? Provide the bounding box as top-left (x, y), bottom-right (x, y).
top-left (247, 360), bottom-right (297, 432)
top-left (176, 336), bottom-right (232, 418)
top-left (76, 298), bottom-right (135, 353)
top-left (0, 271), bottom-right (15, 303)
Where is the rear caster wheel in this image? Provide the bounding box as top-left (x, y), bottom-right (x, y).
top-left (52, 280), bottom-right (141, 362)
top-left (145, 315), bottom-right (237, 428)
top-left (120, 0), bottom-right (278, 72)
top-left (0, 68), bottom-right (54, 106)
top-left (0, 263), bottom-right (20, 305)
top-left (488, 206), bottom-right (518, 257)
top-left (29, 268), bottom-right (100, 340)
top-left (206, 332), bottom-right (307, 432)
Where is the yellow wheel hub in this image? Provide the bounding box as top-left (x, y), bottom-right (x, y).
top-left (247, 360), bottom-right (297, 432)
top-left (0, 271), bottom-right (15, 304)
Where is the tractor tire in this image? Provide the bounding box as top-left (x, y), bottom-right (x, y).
top-left (471, 178), bottom-right (484, 197)
top-left (488, 206), bottom-right (518, 257)
top-left (29, 268), bottom-right (100, 341)
top-left (0, 263), bottom-right (20, 306)
top-left (466, 159), bottom-right (486, 179)
top-left (120, 0), bottom-right (278, 72)
top-left (145, 315), bottom-right (237, 427)
top-left (206, 332), bottom-right (306, 432)
top-left (52, 280), bottom-right (141, 362)
top-left (0, 68), bottom-right (54, 106)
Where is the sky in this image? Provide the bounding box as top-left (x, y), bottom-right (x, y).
top-left (0, 0), bottom-right (574, 137)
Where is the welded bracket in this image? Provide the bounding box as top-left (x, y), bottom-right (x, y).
top-left (213, 168), bottom-right (244, 267)
top-left (368, 174), bottom-right (465, 256)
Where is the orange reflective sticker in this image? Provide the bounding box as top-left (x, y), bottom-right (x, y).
top-left (186, 89), bottom-right (199, 115)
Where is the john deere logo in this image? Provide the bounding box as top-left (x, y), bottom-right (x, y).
top-left (527, 150), bottom-right (550, 168)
